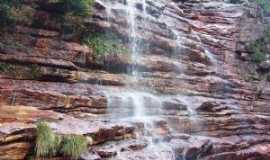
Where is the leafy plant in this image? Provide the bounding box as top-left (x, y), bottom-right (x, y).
top-left (83, 33), bottom-right (129, 56)
top-left (61, 135), bottom-right (88, 159)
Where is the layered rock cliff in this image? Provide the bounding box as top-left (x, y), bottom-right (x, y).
top-left (0, 0), bottom-right (270, 160)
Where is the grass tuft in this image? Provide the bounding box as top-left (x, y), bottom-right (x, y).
top-left (61, 135), bottom-right (88, 160)
top-left (35, 121), bottom-right (59, 157)
top-left (35, 121), bottom-right (88, 159)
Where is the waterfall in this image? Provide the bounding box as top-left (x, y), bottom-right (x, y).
top-left (102, 1), bottom-right (177, 159)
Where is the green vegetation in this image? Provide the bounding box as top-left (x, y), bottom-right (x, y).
top-left (248, 27), bottom-right (270, 63)
top-left (229, 0), bottom-right (243, 4)
top-left (83, 33), bottom-right (129, 56)
top-left (57, 0), bottom-right (94, 17)
top-left (245, 0), bottom-right (270, 64)
top-left (0, 62), bottom-right (13, 72)
top-left (0, 0), bottom-right (94, 39)
top-left (34, 121), bottom-right (89, 159)
top-left (35, 121), bottom-right (61, 157)
top-left (0, 40), bottom-right (31, 53)
top-left (35, 0), bottom-right (94, 38)
top-left (30, 64), bottom-right (42, 79)
top-left (61, 135), bottom-right (88, 159)
top-left (228, 0), bottom-right (270, 13)
top-left (255, 0), bottom-right (270, 13)
top-left (249, 40), bottom-right (267, 63)
top-left (0, 62), bottom-right (42, 79)
top-left (0, 0), bottom-right (22, 29)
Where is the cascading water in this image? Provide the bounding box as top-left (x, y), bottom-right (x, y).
top-left (100, 0), bottom-right (208, 159)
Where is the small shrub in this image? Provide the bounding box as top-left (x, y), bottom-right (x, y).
top-left (0, 0), bottom-right (22, 29)
top-left (34, 0), bottom-right (94, 39)
top-left (248, 25), bottom-right (270, 64)
top-left (83, 33), bottom-right (129, 56)
top-left (251, 51), bottom-right (266, 63)
top-left (249, 40), bottom-right (267, 63)
top-left (30, 65), bottom-right (42, 79)
top-left (255, 0), bottom-right (270, 14)
top-left (0, 4), bottom-right (15, 28)
top-left (58, 0), bottom-right (94, 17)
top-left (61, 17), bottom-right (86, 40)
top-left (0, 62), bottom-right (13, 72)
top-left (11, 5), bottom-right (34, 26)
top-left (61, 135), bottom-right (88, 160)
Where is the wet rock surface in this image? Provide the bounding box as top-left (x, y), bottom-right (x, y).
top-left (0, 0), bottom-right (270, 160)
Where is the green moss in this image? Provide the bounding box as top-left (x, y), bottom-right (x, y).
top-left (83, 33), bottom-right (129, 56)
top-left (61, 135), bottom-right (88, 160)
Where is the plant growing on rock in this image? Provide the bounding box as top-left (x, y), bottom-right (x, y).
top-left (35, 121), bottom-right (61, 157)
top-left (37, 0), bottom-right (93, 17)
top-left (83, 33), bottom-right (129, 56)
top-left (248, 26), bottom-right (270, 64)
top-left (34, 121), bottom-right (89, 159)
top-left (61, 135), bottom-right (88, 159)
top-left (249, 40), bottom-right (267, 63)
top-left (0, 0), bottom-right (22, 29)
top-left (255, 0), bottom-right (270, 14)
top-left (57, 0), bottom-right (94, 17)
top-left (29, 64), bottom-right (42, 79)
top-left (35, 0), bottom-right (94, 39)
top-left (0, 62), bottom-right (13, 73)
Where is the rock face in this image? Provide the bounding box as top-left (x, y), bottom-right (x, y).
top-left (0, 0), bottom-right (270, 160)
